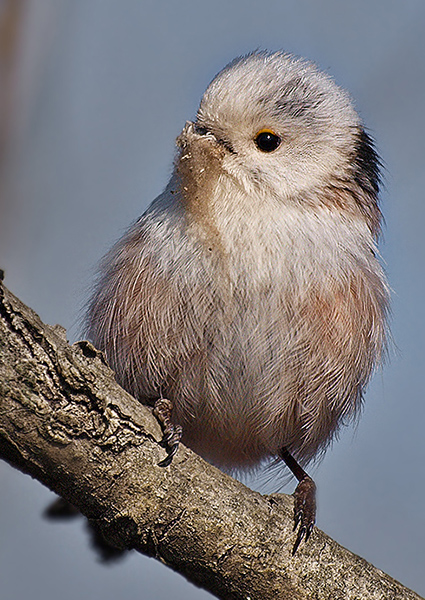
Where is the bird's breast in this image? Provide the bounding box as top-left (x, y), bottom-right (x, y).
top-left (169, 195), bottom-right (388, 467)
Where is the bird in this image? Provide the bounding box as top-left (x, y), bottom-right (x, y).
top-left (85, 50), bottom-right (389, 553)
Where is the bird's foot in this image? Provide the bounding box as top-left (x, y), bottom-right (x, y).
top-left (292, 476), bottom-right (316, 555)
top-left (153, 398), bottom-right (182, 467)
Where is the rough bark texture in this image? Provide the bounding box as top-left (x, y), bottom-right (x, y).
top-left (0, 280), bottom-right (422, 600)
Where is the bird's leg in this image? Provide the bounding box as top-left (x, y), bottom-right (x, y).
top-left (153, 397), bottom-right (183, 467)
top-left (278, 447), bottom-right (316, 554)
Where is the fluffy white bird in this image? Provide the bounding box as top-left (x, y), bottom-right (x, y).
top-left (86, 51), bottom-right (389, 552)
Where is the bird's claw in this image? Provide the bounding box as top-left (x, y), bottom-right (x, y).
top-left (153, 398), bottom-right (182, 467)
top-left (292, 476), bottom-right (316, 555)
top-left (158, 423), bottom-right (183, 467)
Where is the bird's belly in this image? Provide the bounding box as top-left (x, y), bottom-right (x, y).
top-left (169, 276), bottom-right (381, 469)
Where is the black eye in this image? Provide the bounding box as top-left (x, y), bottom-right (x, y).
top-left (255, 130), bottom-right (281, 153)
top-left (194, 124), bottom-right (209, 136)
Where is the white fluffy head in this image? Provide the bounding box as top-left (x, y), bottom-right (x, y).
top-left (195, 51), bottom-right (366, 201)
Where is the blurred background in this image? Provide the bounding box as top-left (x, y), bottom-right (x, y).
top-left (0, 1), bottom-right (424, 598)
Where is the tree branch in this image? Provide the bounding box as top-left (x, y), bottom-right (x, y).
top-left (0, 280), bottom-right (421, 600)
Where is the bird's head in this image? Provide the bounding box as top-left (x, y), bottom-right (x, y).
top-left (176, 51), bottom-right (381, 233)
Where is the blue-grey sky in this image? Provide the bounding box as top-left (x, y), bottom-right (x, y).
top-left (1, 1), bottom-right (424, 598)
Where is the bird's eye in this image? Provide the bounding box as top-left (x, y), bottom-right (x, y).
top-left (194, 124), bottom-right (209, 136)
top-left (254, 129), bottom-right (281, 153)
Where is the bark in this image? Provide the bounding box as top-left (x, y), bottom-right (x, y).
top-left (0, 279), bottom-right (422, 600)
